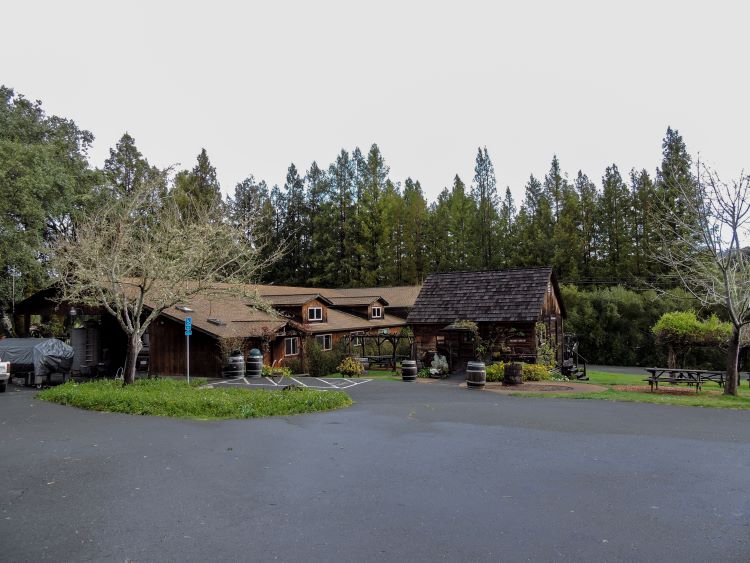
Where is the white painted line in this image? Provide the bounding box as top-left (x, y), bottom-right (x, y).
top-left (315, 378), bottom-right (338, 388)
top-left (341, 379), bottom-right (372, 389)
top-left (289, 377), bottom-right (307, 388)
top-left (266, 377), bottom-right (278, 386)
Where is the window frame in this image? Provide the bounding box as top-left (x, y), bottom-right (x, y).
top-left (308, 307), bottom-right (323, 321)
top-left (350, 331), bottom-right (365, 347)
top-left (284, 337), bottom-right (299, 356)
top-left (315, 333), bottom-right (333, 351)
top-left (371, 306), bottom-right (383, 319)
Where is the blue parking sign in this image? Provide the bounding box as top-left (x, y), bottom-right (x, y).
top-left (185, 316), bottom-right (192, 336)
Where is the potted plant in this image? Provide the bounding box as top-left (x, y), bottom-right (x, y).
top-left (430, 354), bottom-right (449, 378)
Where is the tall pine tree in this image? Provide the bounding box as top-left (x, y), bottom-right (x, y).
top-left (470, 147), bottom-right (499, 269)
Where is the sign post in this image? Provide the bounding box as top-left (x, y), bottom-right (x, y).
top-left (185, 317), bottom-right (192, 384)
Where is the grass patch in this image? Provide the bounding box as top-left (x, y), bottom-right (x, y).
top-left (38, 378), bottom-right (352, 420)
top-left (515, 368), bottom-right (750, 409)
top-left (509, 388), bottom-right (750, 410)
top-left (583, 370), bottom-right (646, 386)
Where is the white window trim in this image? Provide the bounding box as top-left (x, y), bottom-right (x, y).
top-left (351, 331), bottom-right (365, 346)
top-left (308, 307), bottom-right (323, 321)
top-left (285, 337), bottom-right (299, 356)
top-left (372, 306), bottom-right (383, 319)
top-left (316, 333), bottom-right (333, 351)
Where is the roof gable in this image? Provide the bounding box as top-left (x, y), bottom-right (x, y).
top-left (406, 268), bottom-right (564, 324)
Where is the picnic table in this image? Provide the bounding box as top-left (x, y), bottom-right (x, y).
top-left (362, 355), bottom-right (410, 370)
top-left (644, 368), bottom-right (750, 392)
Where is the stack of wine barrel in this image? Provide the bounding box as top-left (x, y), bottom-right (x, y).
top-left (246, 348), bottom-right (263, 379)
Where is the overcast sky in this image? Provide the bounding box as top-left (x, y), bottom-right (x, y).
top-left (2, 0), bottom-right (748, 203)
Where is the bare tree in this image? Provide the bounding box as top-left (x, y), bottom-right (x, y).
top-left (51, 174), bottom-right (282, 384)
top-left (657, 163), bottom-right (750, 395)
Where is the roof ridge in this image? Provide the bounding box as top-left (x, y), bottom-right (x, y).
top-left (428, 267), bottom-right (552, 276)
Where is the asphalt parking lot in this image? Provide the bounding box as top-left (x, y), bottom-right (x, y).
top-left (1, 380), bottom-right (749, 562)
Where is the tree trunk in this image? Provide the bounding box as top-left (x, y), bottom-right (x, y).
top-left (667, 344), bottom-right (676, 369)
top-left (123, 333), bottom-right (142, 385)
top-left (724, 325), bottom-right (740, 396)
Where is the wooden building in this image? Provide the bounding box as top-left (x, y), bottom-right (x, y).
top-left (407, 268), bottom-right (566, 370)
top-left (13, 283), bottom-right (421, 378)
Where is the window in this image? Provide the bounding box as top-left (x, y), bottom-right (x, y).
top-left (351, 331), bottom-right (365, 346)
top-left (308, 307), bottom-right (323, 321)
top-left (371, 306), bottom-right (382, 319)
top-left (315, 334), bottom-right (332, 351)
top-left (378, 328), bottom-right (389, 335)
top-left (285, 337), bottom-right (299, 356)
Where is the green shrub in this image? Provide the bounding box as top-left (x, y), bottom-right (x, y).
top-left (484, 361), bottom-right (551, 382)
top-left (262, 365), bottom-right (292, 377)
top-left (417, 368), bottom-right (431, 378)
top-left (652, 311), bottom-right (731, 345)
top-left (337, 356), bottom-right (365, 377)
top-left (304, 338), bottom-right (346, 377)
top-left (284, 357), bottom-right (305, 375)
top-left (486, 363), bottom-right (505, 382)
top-left (562, 284), bottom-right (721, 367)
top-left (522, 363), bottom-right (551, 381)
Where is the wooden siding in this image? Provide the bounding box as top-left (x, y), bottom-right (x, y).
top-left (149, 316), bottom-right (223, 377)
top-left (412, 322), bottom-right (537, 370)
top-left (302, 298), bottom-right (328, 323)
top-left (540, 281), bottom-right (564, 363)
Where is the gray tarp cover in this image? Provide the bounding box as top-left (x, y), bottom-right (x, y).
top-left (0, 338), bottom-right (74, 376)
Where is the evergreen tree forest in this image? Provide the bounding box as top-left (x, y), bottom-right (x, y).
top-left (233, 129), bottom-right (693, 291)
top-left (0, 85), bottom-right (712, 364)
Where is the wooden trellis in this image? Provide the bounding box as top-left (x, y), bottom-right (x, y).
top-left (342, 333), bottom-right (415, 373)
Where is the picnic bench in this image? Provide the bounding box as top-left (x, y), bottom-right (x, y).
top-left (644, 368), bottom-right (750, 392)
top-left (365, 355), bottom-right (409, 370)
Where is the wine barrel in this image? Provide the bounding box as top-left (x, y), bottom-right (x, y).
top-left (246, 348), bottom-right (263, 379)
top-left (466, 361), bottom-right (486, 389)
top-left (401, 359), bottom-right (417, 382)
top-left (223, 350), bottom-right (245, 379)
top-left (503, 362), bottom-right (523, 385)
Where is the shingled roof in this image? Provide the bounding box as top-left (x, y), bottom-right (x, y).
top-left (263, 293), bottom-right (333, 306)
top-left (406, 268), bottom-right (564, 324)
top-left (254, 284), bottom-right (421, 310)
top-left (325, 295), bottom-right (388, 307)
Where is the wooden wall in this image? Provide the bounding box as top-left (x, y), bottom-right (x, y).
top-left (149, 316), bottom-right (222, 378)
top-left (411, 321), bottom-right (538, 370)
top-left (541, 282), bottom-right (564, 363)
top-left (270, 326), bottom-right (403, 369)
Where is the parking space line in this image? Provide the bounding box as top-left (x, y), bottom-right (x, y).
top-left (211, 377), bottom-right (373, 390)
top-left (338, 378), bottom-right (372, 389)
top-left (315, 378), bottom-right (337, 388)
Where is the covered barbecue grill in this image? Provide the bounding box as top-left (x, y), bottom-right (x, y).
top-left (0, 338), bottom-right (74, 386)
